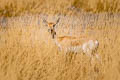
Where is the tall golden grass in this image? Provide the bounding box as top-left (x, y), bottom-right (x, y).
top-left (0, 0), bottom-right (120, 17)
top-left (0, 0), bottom-right (73, 17)
top-left (0, 0), bottom-right (120, 80)
top-left (0, 14), bottom-right (120, 80)
top-left (73, 0), bottom-right (120, 13)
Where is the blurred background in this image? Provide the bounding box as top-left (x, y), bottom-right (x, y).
top-left (0, 0), bottom-right (120, 17)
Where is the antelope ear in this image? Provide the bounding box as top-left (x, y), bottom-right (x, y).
top-left (56, 17), bottom-right (60, 24)
top-left (42, 19), bottom-right (48, 26)
top-left (54, 17), bottom-right (60, 28)
top-left (43, 19), bottom-right (47, 23)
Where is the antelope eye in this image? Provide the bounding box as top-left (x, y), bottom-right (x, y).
top-left (53, 24), bottom-right (56, 27)
top-left (54, 32), bottom-right (56, 35)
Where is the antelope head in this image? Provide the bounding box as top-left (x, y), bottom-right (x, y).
top-left (43, 18), bottom-right (60, 39)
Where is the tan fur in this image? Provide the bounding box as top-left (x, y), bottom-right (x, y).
top-left (43, 18), bottom-right (99, 56)
top-left (47, 22), bottom-right (55, 28)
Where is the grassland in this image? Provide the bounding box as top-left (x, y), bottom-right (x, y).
top-left (0, 0), bottom-right (120, 17)
top-left (0, 0), bottom-right (120, 80)
top-left (0, 14), bottom-right (120, 80)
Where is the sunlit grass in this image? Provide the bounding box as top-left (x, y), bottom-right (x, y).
top-left (73, 0), bottom-right (120, 13)
top-left (0, 0), bottom-right (120, 79)
top-left (0, 0), bottom-right (72, 17)
top-left (0, 15), bottom-right (120, 80)
top-left (0, 0), bottom-right (120, 17)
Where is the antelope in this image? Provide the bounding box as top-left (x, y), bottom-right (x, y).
top-left (43, 18), bottom-right (99, 57)
top-left (43, 18), bottom-right (60, 39)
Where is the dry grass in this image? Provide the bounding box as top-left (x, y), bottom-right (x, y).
top-left (0, 0), bottom-right (73, 17)
top-left (0, 0), bottom-right (120, 17)
top-left (0, 0), bottom-right (120, 80)
top-left (73, 0), bottom-right (120, 13)
top-left (0, 14), bottom-right (120, 80)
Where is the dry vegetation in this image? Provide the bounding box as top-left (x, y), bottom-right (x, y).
top-left (73, 0), bottom-right (120, 13)
top-left (0, 0), bottom-right (120, 80)
top-left (0, 0), bottom-right (120, 17)
top-left (0, 14), bottom-right (120, 80)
